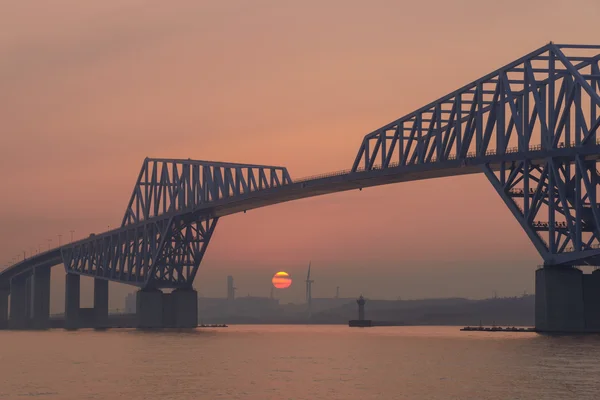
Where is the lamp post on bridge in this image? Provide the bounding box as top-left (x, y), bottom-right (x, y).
top-left (70, 230), bottom-right (74, 243)
top-left (47, 239), bottom-right (52, 250)
top-left (58, 234), bottom-right (62, 247)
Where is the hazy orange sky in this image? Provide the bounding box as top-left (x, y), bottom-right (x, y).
top-left (1, 0), bottom-right (599, 311)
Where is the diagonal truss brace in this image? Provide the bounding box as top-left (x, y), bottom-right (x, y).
top-left (122, 158), bottom-right (292, 226)
top-left (352, 43), bottom-right (600, 174)
top-left (61, 214), bottom-right (219, 289)
top-left (483, 156), bottom-right (600, 266)
top-left (148, 215), bottom-right (218, 288)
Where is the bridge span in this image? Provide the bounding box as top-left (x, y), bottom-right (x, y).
top-left (2, 43), bottom-right (600, 332)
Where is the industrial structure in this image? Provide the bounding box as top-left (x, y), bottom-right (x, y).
top-left (1, 43), bottom-right (600, 332)
top-left (357, 295), bottom-right (366, 321)
top-left (305, 262), bottom-right (313, 317)
top-left (227, 275), bottom-right (236, 302)
top-left (348, 295), bottom-right (372, 327)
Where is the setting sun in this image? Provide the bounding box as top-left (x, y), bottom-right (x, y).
top-left (272, 271), bottom-right (292, 289)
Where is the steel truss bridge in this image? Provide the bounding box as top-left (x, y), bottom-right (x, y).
top-left (3, 43), bottom-right (600, 291)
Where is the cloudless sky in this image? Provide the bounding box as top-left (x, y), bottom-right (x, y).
top-left (1, 0), bottom-right (599, 311)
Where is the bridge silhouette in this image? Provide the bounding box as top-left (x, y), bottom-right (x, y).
top-left (2, 42), bottom-right (600, 332)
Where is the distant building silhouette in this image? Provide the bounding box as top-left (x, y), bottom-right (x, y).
top-left (227, 275), bottom-right (236, 302)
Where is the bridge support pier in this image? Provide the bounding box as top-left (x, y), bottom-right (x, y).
top-left (31, 267), bottom-right (51, 329)
top-left (0, 289), bottom-right (8, 329)
top-left (583, 269), bottom-right (600, 331)
top-left (94, 279), bottom-right (109, 328)
top-left (9, 275), bottom-right (30, 329)
top-left (25, 275), bottom-right (32, 323)
top-left (535, 267), bottom-right (600, 333)
top-left (65, 273), bottom-right (80, 330)
top-left (169, 289), bottom-right (198, 328)
top-left (136, 289), bottom-right (163, 328)
top-left (136, 288), bottom-right (198, 328)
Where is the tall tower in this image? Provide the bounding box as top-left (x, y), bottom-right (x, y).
top-left (335, 286), bottom-right (339, 299)
top-left (357, 295), bottom-right (366, 321)
top-left (305, 262), bottom-right (313, 316)
top-left (227, 275), bottom-right (236, 302)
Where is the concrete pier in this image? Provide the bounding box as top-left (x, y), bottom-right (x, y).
top-left (0, 289), bottom-right (8, 329)
top-left (137, 288), bottom-right (198, 328)
top-left (9, 275), bottom-right (30, 329)
top-left (31, 267), bottom-right (51, 329)
top-left (94, 279), bottom-right (109, 328)
top-left (136, 289), bottom-right (164, 328)
top-left (162, 292), bottom-right (175, 327)
top-left (64, 273), bottom-right (81, 329)
top-left (583, 269), bottom-right (600, 331)
top-left (25, 275), bottom-right (32, 319)
top-left (65, 275), bottom-right (111, 329)
top-left (534, 266), bottom-right (600, 333)
top-left (170, 289), bottom-right (198, 328)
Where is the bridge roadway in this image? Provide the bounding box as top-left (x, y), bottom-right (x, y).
top-left (2, 42), bottom-right (600, 332)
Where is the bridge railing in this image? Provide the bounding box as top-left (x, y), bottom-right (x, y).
top-left (294, 140), bottom-right (594, 183)
top-left (565, 243), bottom-right (600, 252)
top-left (294, 168), bottom-right (358, 183)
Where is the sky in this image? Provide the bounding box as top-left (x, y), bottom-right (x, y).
top-left (1, 0), bottom-right (599, 312)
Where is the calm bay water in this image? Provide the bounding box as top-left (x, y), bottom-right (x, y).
top-left (0, 325), bottom-right (599, 399)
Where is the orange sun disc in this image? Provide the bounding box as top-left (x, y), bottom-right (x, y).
top-left (272, 271), bottom-right (292, 289)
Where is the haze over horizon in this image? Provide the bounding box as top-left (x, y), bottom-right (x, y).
top-left (2, 0), bottom-right (599, 312)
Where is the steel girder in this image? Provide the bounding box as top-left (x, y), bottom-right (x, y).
top-left (61, 159), bottom-right (291, 289)
top-left (484, 156), bottom-right (600, 266)
top-left (352, 43), bottom-right (600, 266)
top-left (122, 158), bottom-right (292, 226)
top-left (61, 214), bottom-right (218, 288)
